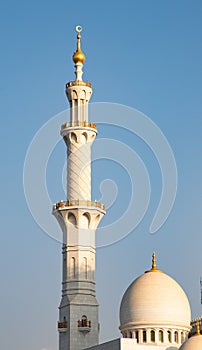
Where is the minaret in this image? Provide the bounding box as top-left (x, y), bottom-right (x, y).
top-left (52, 26), bottom-right (106, 350)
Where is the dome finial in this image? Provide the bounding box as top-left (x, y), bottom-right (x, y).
top-left (196, 321), bottom-right (201, 336)
top-left (145, 252), bottom-right (163, 273)
top-left (152, 252), bottom-right (157, 270)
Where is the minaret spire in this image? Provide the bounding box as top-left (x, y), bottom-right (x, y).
top-left (72, 26), bottom-right (86, 81)
top-left (52, 26), bottom-right (106, 350)
top-left (65, 26), bottom-right (92, 125)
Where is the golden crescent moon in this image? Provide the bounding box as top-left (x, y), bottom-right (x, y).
top-left (76, 25), bottom-right (82, 33)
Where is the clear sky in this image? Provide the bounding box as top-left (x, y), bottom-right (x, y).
top-left (0, 1), bottom-right (202, 350)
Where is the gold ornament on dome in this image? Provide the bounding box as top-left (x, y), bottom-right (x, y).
top-left (73, 25), bottom-right (86, 64)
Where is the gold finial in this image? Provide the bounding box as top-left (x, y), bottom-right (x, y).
top-left (152, 252), bottom-right (157, 270)
top-left (145, 252), bottom-right (163, 273)
top-left (73, 25), bottom-right (86, 64)
top-left (196, 321), bottom-right (201, 336)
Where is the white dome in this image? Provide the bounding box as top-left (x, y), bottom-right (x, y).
top-left (179, 335), bottom-right (202, 350)
top-left (120, 256), bottom-right (191, 330)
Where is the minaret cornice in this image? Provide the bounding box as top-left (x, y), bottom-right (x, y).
top-left (60, 122), bottom-right (97, 134)
top-left (52, 200), bottom-right (106, 214)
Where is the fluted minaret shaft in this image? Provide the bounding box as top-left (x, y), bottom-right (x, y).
top-left (67, 129), bottom-right (93, 200)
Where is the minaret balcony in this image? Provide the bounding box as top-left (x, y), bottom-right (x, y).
top-left (61, 121), bottom-right (97, 130)
top-left (58, 321), bottom-right (67, 333)
top-left (53, 200), bottom-right (105, 211)
top-left (66, 81), bottom-right (92, 88)
top-left (78, 319), bottom-right (91, 332)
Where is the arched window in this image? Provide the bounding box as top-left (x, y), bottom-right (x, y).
top-left (129, 331), bottom-right (133, 338)
top-left (167, 330), bottom-right (171, 343)
top-left (136, 331), bottom-right (139, 343)
top-left (151, 330), bottom-right (155, 342)
top-left (81, 212), bottom-right (90, 229)
top-left (181, 332), bottom-right (184, 343)
top-left (68, 212), bottom-right (76, 225)
top-left (174, 331), bottom-right (178, 343)
top-left (70, 132), bottom-right (77, 143)
top-left (80, 89), bottom-right (86, 99)
top-left (159, 330), bottom-right (163, 342)
top-left (81, 132), bottom-right (88, 143)
top-left (143, 330), bottom-right (147, 342)
top-left (72, 90), bottom-right (78, 100)
top-left (81, 315), bottom-right (87, 327)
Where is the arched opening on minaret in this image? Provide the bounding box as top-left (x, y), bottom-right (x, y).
top-left (70, 132), bottom-right (77, 143)
top-left (81, 132), bottom-right (88, 143)
top-left (81, 212), bottom-right (90, 228)
top-left (143, 330), bottom-right (147, 342)
top-left (151, 330), bottom-right (155, 342)
top-left (174, 331), bottom-right (179, 343)
top-left (167, 330), bottom-right (171, 342)
top-left (68, 212), bottom-right (76, 226)
top-left (159, 330), bottom-right (163, 342)
top-left (91, 214), bottom-right (100, 229)
top-left (72, 90), bottom-right (78, 99)
top-left (181, 332), bottom-right (185, 343)
top-left (136, 331), bottom-right (139, 343)
top-left (80, 90), bottom-right (86, 99)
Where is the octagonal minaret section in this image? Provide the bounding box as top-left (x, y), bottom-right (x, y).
top-left (52, 27), bottom-right (106, 350)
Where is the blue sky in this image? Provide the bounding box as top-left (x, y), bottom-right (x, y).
top-left (0, 1), bottom-right (202, 349)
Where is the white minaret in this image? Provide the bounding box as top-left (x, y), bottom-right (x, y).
top-left (52, 26), bottom-right (106, 350)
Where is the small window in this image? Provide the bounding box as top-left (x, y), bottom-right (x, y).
top-left (143, 330), bottom-right (147, 342)
top-left (129, 331), bottom-right (132, 338)
top-left (136, 331), bottom-right (139, 343)
top-left (151, 330), bottom-right (155, 342)
top-left (174, 331), bottom-right (178, 343)
top-left (167, 330), bottom-right (171, 342)
top-left (159, 330), bottom-right (163, 342)
top-left (181, 332), bottom-right (184, 343)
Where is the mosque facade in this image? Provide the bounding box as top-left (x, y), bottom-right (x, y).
top-left (52, 27), bottom-right (202, 350)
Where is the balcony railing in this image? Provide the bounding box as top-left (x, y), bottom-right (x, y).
top-left (66, 81), bottom-right (92, 88)
top-left (78, 319), bottom-right (91, 332)
top-left (78, 319), bottom-right (91, 328)
top-left (58, 321), bottom-right (67, 333)
top-left (61, 122), bottom-right (97, 130)
top-left (53, 200), bottom-right (105, 211)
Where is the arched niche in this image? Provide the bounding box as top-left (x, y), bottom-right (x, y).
top-left (70, 132), bottom-right (77, 143)
top-left (68, 212), bottom-right (76, 226)
top-left (80, 212), bottom-right (90, 228)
